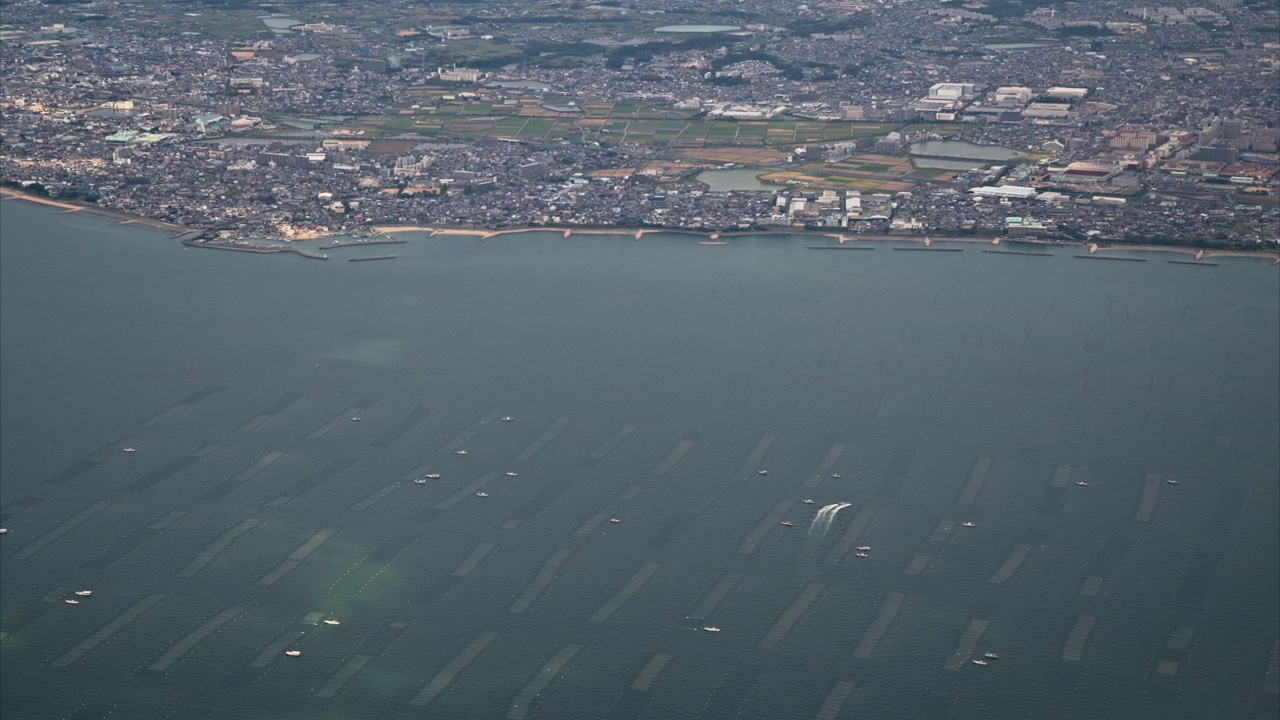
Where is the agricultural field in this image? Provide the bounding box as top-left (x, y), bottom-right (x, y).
top-left (384, 101), bottom-right (897, 148)
top-left (758, 153), bottom-right (956, 192)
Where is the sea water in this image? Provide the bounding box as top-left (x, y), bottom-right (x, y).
top-left (1, 201), bottom-right (1277, 720)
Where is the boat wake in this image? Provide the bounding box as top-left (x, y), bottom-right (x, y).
top-left (809, 502), bottom-right (851, 538)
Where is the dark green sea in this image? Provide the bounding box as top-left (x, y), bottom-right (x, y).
top-left (1, 200), bottom-right (1277, 720)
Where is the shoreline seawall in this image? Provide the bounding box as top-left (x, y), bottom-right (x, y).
top-left (4, 188), bottom-right (1275, 262)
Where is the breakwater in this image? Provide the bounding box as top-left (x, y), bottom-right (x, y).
top-left (181, 236), bottom-right (328, 260)
top-left (349, 255), bottom-right (397, 262)
top-left (321, 238), bottom-right (406, 249)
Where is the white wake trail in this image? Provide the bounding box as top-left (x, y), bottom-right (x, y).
top-left (808, 502), bottom-right (851, 538)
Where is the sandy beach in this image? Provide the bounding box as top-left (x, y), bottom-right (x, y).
top-left (1, 187), bottom-right (194, 234)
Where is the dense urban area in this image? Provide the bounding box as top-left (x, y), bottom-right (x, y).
top-left (1, 0), bottom-right (1278, 251)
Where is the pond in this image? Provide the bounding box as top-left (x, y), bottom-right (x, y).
top-left (695, 168), bottom-right (786, 192)
top-left (910, 139), bottom-right (1022, 159)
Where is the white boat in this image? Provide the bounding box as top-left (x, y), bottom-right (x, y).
top-left (456, 450), bottom-right (468, 455)
top-left (505, 472), bottom-right (518, 477)
top-left (74, 590), bottom-right (92, 597)
top-left (856, 546), bottom-right (871, 552)
top-left (855, 552), bottom-right (869, 558)
top-left (757, 470), bottom-right (769, 476)
top-left (972, 659), bottom-right (987, 666)
top-left (123, 447), bottom-right (136, 453)
top-left (803, 499), bottom-right (816, 504)
top-left (475, 492), bottom-right (489, 497)
top-left (609, 518), bottom-right (621, 523)
top-left (501, 416), bottom-right (515, 422)
top-left (962, 521), bottom-right (976, 528)
top-left (350, 417), bottom-right (362, 422)
top-left (1166, 479), bottom-right (1180, 485)
top-left (323, 619), bottom-right (341, 626)
top-left (780, 521), bottom-right (795, 527)
top-left (1075, 481), bottom-right (1088, 486)
top-left (285, 650), bottom-right (302, 657)
top-left (703, 627), bottom-right (721, 632)
top-left (0, 528), bottom-right (8, 534)
top-left (831, 473), bottom-right (842, 479)
top-left (425, 473), bottom-right (441, 479)
top-left (65, 599), bottom-right (80, 605)
top-left (983, 652), bottom-right (999, 659)
top-left (414, 478), bottom-right (427, 485)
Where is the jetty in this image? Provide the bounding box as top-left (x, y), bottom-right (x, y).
top-left (349, 255), bottom-right (397, 262)
top-left (984, 249), bottom-right (1053, 256)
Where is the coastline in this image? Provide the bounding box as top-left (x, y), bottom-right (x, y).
top-left (0, 187), bottom-right (195, 235)
top-left (3, 188), bottom-right (1274, 262)
top-left (368, 223), bottom-right (1278, 261)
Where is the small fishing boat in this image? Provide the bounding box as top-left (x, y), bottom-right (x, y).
top-left (962, 521), bottom-right (976, 528)
top-left (475, 492), bottom-right (489, 497)
top-left (74, 590), bottom-right (92, 597)
top-left (285, 650), bottom-right (302, 657)
top-left (780, 521), bottom-right (795, 527)
top-left (506, 472), bottom-right (518, 477)
top-left (757, 470), bottom-right (769, 476)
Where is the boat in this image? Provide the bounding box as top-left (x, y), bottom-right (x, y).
top-left (74, 590), bottom-right (92, 597)
top-left (983, 652), bottom-right (999, 659)
top-left (505, 472), bottom-right (518, 477)
top-left (65, 599), bottom-right (80, 605)
top-left (803, 499), bottom-right (816, 504)
top-left (962, 521), bottom-right (975, 528)
top-left (285, 650), bottom-right (302, 657)
top-left (1166, 479), bottom-right (1180, 485)
top-left (501, 416), bottom-right (515, 422)
top-left (456, 450), bottom-right (468, 455)
top-left (1075, 481), bottom-right (1088, 486)
top-left (831, 473), bottom-right (842, 479)
top-left (856, 546), bottom-right (871, 552)
top-left (757, 470), bottom-right (769, 476)
top-left (0, 528), bottom-right (8, 535)
top-left (323, 619), bottom-right (341, 626)
top-left (475, 492), bottom-right (489, 497)
top-left (609, 518), bottom-right (621, 524)
top-left (779, 521), bottom-right (795, 527)
top-left (350, 417), bottom-right (362, 422)
top-left (972, 659), bottom-right (988, 666)
top-left (425, 473), bottom-right (441, 479)
top-left (855, 552), bottom-right (869, 558)
top-left (123, 447), bottom-right (136, 453)
top-left (703, 627), bottom-right (721, 632)
top-left (414, 478), bottom-right (427, 485)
